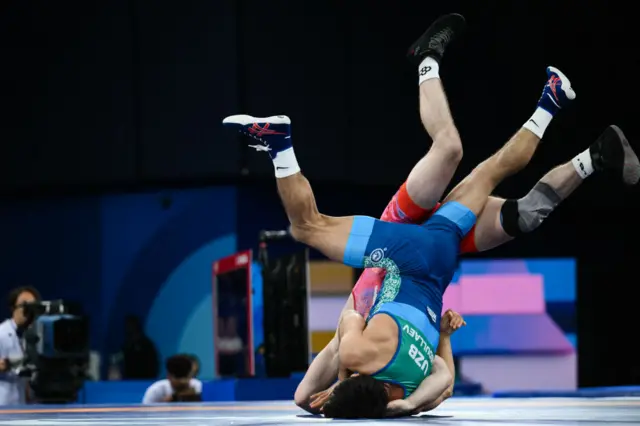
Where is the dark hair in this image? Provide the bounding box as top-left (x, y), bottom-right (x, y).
top-left (7, 286), bottom-right (41, 310)
top-left (322, 375), bottom-right (388, 419)
top-left (165, 355), bottom-right (192, 379)
top-left (176, 353), bottom-right (200, 376)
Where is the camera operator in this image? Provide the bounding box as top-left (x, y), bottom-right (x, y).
top-left (0, 286), bottom-right (40, 405)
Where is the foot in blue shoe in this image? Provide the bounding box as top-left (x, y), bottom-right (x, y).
top-left (522, 67), bottom-right (576, 139)
top-left (538, 66), bottom-right (576, 115)
top-left (222, 114), bottom-right (300, 177)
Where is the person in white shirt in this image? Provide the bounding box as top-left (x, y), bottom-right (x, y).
top-left (142, 355), bottom-right (202, 403)
top-left (0, 286), bottom-right (40, 405)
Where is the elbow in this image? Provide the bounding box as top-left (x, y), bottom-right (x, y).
top-left (442, 387), bottom-right (454, 400)
top-left (442, 373), bottom-right (454, 400)
top-left (441, 369), bottom-right (454, 396)
top-left (293, 385), bottom-right (308, 409)
top-left (294, 388), bottom-right (321, 415)
top-left (294, 396), bottom-right (319, 415)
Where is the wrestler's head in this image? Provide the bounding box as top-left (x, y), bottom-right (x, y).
top-left (322, 375), bottom-right (399, 419)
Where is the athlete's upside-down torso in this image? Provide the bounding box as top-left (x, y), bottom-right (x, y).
top-left (342, 184), bottom-right (464, 397)
top-left (352, 183), bottom-right (476, 319)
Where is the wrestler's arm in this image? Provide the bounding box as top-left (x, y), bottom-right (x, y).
top-left (337, 310), bottom-right (378, 371)
top-left (389, 310), bottom-right (464, 416)
top-left (293, 337), bottom-right (339, 413)
top-left (412, 335), bottom-right (456, 413)
top-left (398, 356), bottom-right (453, 414)
top-left (294, 294), bottom-right (356, 412)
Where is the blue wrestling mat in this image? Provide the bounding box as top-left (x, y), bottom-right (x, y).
top-left (1, 397), bottom-right (639, 425)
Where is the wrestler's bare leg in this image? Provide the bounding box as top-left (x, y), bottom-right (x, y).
top-left (442, 65), bottom-right (576, 216)
top-left (404, 78), bottom-right (462, 210)
top-left (403, 16), bottom-right (466, 210)
top-left (401, 62), bottom-right (579, 238)
top-left (470, 125), bottom-right (640, 251)
top-left (443, 127), bottom-right (542, 215)
top-left (223, 115), bottom-right (361, 268)
top-left (472, 163), bottom-right (582, 251)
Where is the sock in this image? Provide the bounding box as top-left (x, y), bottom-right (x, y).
top-left (418, 57), bottom-right (440, 85)
top-left (571, 148), bottom-right (595, 179)
top-left (273, 147), bottom-right (301, 178)
top-left (538, 87), bottom-right (562, 117)
top-left (522, 107), bottom-right (553, 139)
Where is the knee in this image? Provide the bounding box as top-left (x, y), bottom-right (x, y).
top-left (432, 126), bottom-right (463, 164)
top-left (289, 215), bottom-right (326, 245)
top-left (289, 223), bottom-right (312, 244)
top-left (500, 182), bottom-right (562, 237)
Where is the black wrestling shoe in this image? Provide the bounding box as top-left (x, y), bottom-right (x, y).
top-left (407, 13), bottom-right (466, 64)
top-left (590, 125), bottom-right (640, 185)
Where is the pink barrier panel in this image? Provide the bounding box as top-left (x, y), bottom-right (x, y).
top-left (443, 274), bottom-right (545, 314)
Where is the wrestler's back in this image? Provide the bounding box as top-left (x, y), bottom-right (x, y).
top-left (356, 314), bottom-right (398, 375)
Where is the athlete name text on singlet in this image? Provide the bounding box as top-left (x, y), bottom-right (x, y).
top-left (367, 312), bottom-right (436, 397)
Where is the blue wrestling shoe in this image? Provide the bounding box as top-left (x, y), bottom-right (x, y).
top-left (222, 114), bottom-right (292, 159)
top-left (537, 67), bottom-right (576, 114)
top-left (590, 125), bottom-right (640, 185)
top-left (407, 13), bottom-right (466, 64)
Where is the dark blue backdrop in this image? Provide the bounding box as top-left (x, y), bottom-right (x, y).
top-left (0, 187), bottom-right (237, 379)
top-left (0, 182), bottom-right (411, 380)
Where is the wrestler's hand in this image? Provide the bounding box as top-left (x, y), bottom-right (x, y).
top-left (385, 398), bottom-right (416, 417)
top-left (309, 382), bottom-right (339, 411)
top-left (440, 309), bottom-right (466, 336)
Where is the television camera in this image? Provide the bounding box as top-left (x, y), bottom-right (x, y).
top-left (8, 300), bottom-right (89, 403)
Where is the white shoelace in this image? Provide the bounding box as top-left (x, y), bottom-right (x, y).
top-left (248, 143), bottom-right (271, 152)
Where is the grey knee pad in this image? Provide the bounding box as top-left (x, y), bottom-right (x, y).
top-left (500, 182), bottom-right (562, 237)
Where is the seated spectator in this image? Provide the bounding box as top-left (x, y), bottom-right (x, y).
top-left (121, 315), bottom-right (159, 380)
top-left (142, 355), bottom-right (202, 403)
